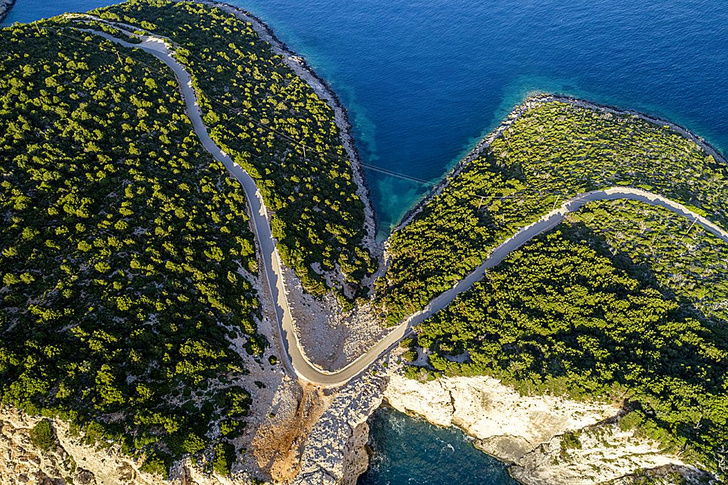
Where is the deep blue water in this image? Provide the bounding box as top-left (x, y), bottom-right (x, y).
top-left (5, 0), bottom-right (728, 236)
top-left (4, 0), bottom-right (728, 482)
top-left (358, 407), bottom-right (517, 485)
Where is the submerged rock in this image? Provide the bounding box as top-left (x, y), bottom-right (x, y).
top-left (0, 0), bottom-right (16, 22)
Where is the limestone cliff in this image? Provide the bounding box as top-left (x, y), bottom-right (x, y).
top-left (0, 404), bottom-right (275, 485)
top-left (0, 405), bottom-right (166, 485)
top-left (510, 424), bottom-right (711, 485)
top-left (382, 373), bottom-right (710, 484)
top-left (293, 368), bottom-right (388, 485)
top-left (0, 370), bottom-right (713, 485)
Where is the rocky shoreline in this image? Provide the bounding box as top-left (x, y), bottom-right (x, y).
top-left (0, 0), bottom-right (17, 23)
top-left (377, 372), bottom-right (711, 485)
top-left (293, 366), bottom-right (388, 485)
top-left (3, 4), bottom-right (725, 485)
top-left (290, 360), bottom-right (712, 485)
top-left (199, 0), bottom-right (395, 373)
top-left (289, 93), bottom-right (728, 483)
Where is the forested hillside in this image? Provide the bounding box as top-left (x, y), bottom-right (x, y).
top-left (568, 199), bottom-right (728, 325)
top-left (376, 99), bottom-right (728, 324)
top-left (409, 201), bottom-right (728, 474)
top-left (96, 0), bottom-right (377, 300)
top-left (3, 0), bottom-right (727, 480)
top-left (0, 18), bottom-right (262, 476)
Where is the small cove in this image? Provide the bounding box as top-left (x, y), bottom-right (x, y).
top-left (358, 406), bottom-right (517, 485)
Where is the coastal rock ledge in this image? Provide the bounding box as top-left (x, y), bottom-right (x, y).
top-left (293, 369), bottom-right (388, 485)
top-left (381, 373), bottom-right (711, 485)
top-left (0, 0), bottom-right (16, 22)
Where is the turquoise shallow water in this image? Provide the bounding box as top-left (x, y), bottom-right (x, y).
top-left (358, 407), bottom-right (517, 485)
top-left (3, 0), bottom-right (728, 482)
top-left (5, 0), bottom-right (728, 237)
top-left (218, 0), bottom-right (728, 237)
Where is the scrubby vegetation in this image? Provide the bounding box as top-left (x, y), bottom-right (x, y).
top-left (96, 0), bottom-right (377, 298)
top-left (3, 0), bottom-right (726, 479)
top-left (30, 419), bottom-right (55, 452)
top-left (0, 19), bottom-right (260, 474)
top-left (568, 200), bottom-right (728, 325)
top-left (411, 217), bottom-right (728, 473)
top-left (376, 99), bottom-right (728, 324)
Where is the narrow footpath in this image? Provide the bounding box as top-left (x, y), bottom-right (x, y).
top-left (83, 26), bottom-right (728, 387)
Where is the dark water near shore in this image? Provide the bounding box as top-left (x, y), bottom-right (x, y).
top-left (358, 407), bottom-right (517, 485)
top-left (4, 0), bottom-right (728, 482)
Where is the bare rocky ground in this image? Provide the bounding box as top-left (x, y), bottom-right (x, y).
top-left (292, 364), bottom-right (388, 485)
top-left (0, 405), bottom-right (163, 485)
top-left (510, 423), bottom-right (711, 485)
top-left (282, 266), bottom-right (391, 372)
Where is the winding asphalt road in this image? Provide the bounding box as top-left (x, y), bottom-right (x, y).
top-left (88, 28), bottom-right (728, 387)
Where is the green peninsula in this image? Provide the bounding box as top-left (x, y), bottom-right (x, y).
top-left (98, 1), bottom-right (378, 299)
top-left (0, 0), bottom-right (378, 476)
top-left (376, 98), bottom-right (728, 324)
top-left (394, 100), bottom-right (728, 474)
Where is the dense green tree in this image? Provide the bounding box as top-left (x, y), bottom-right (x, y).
top-left (30, 419), bottom-right (55, 452)
top-left (412, 224), bottom-right (728, 473)
top-left (0, 16), bottom-right (263, 475)
top-left (95, 0), bottom-right (378, 298)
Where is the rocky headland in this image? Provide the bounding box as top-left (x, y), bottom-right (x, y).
top-left (1, 2), bottom-right (726, 485)
top-left (378, 371), bottom-right (711, 485)
top-left (0, 367), bottom-right (711, 485)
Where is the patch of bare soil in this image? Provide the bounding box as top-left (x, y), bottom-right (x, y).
top-left (251, 383), bottom-right (333, 483)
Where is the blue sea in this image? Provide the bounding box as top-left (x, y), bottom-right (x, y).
top-left (4, 0), bottom-right (728, 482)
top-left (5, 0), bottom-right (728, 237)
top-left (358, 407), bottom-right (516, 485)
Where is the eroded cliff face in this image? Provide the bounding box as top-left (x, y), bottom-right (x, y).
top-left (293, 368), bottom-right (388, 485)
top-left (384, 374), bottom-right (615, 462)
top-left (382, 373), bottom-right (709, 485)
top-left (510, 424), bottom-right (709, 485)
top-left (0, 370), bottom-right (712, 485)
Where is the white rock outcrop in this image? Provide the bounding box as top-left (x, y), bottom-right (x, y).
top-left (293, 369), bottom-right (388, 485)
top-left (383, 373), bottom-right (707, 484)
top-left (0, 405), bottom-right (167, 485)
top-left (511, 424), bottom-right (704, 485)
top-left (385, 374), bottom-right (615, 462)
top-left (0, 403), bottom-right (281, 485)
